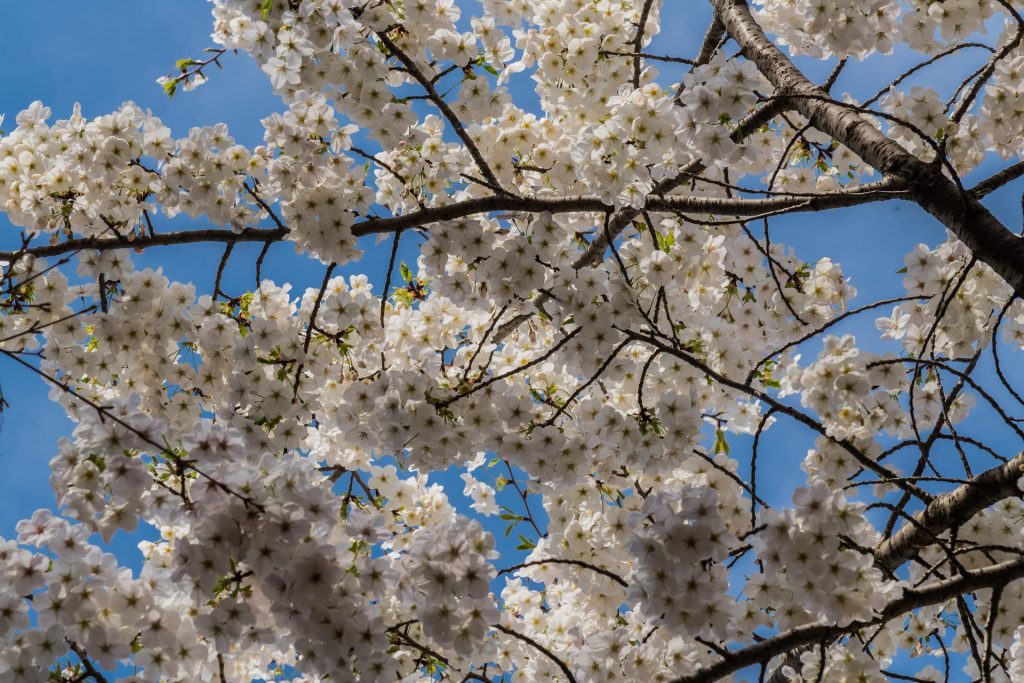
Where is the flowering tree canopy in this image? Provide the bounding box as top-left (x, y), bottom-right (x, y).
top-left (5, 0), bottom-right (1024, 681)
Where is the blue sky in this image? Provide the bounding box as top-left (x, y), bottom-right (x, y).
top-left (0, 2), bottom-right (1023, 678)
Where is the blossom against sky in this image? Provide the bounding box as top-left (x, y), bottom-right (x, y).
top-left (6, 0), bottom-right (1013, 548)
top-left (2, 1), bottom-right (1024, 681)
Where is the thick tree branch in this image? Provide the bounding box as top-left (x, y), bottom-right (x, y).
top-left (671, 556), bottom-right (1024, 683)
top-left (874, 451), bottom-right (1024, 572)
top-left (0, 226), bottom-right (288, 261)
top-left (713, 0), bottom-right (1024, 299)
top-left (695, 16), bottom-right (727, 67)
top-left (766, 448), bottom-right (1024, 682)
top-left (0, 185), bottom-right (903, 263)
top-left (971, 159), bottom-right (1024, 198)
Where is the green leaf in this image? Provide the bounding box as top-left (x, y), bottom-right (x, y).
top-left (480, 62), bottom-right (500, 76)
top-left (392, 287), bottom-right (414, 307)
top-left (895, 266), bottom-right (908, 274)
top-left (211, 574), bottom-right (232, 596)
top-left (655, 229), bottom-right (675, 253)
top-left (515, 534), bottom-right (536, 551)
top-left (713, 428), bottom-right (730, 456)
top-left (260, 0), bottom-right (273, 19)
top-left (399, 261), bottom-right (412, 283)
top-left (176, 58), bottom-right (195, 72)
top-left (162, 78), bottom-right (178, 99)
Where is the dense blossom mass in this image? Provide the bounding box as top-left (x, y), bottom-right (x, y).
top-left (3, 0), bottom-right (1024, 681)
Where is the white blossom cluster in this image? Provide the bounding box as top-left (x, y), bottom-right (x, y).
top-left (627, 488), bottom-right (740, 640)
top-left (1, 0), bottom-right (1024, 681)
top-left (751, 481), bottom-right (897, 627)
top-left (753, 0), bottom-right (902, 59)
top-left (880, 86), bottom-right (986, 173)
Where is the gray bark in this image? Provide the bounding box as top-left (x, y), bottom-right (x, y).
top-left (713, 0), bottom-right (1024, 298)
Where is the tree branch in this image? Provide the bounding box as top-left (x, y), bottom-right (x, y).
top-left (670, 556), bottom-right (1024, 683)
top-left (0, 185), bottom-right (905, 265)
top-left (493, 623), bottom-right (577, 683)
top-left (874, 451), bottom-right (1024, 572)
top-left (376, 31), bottom-right (506, 194)
top-left (712, 0), bottom-right (1024, 299)
top-left (497, 558), bottom-right (629, 588)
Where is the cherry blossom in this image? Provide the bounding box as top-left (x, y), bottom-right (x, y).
top-left (2, 0), bottom-right (1024, 681)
